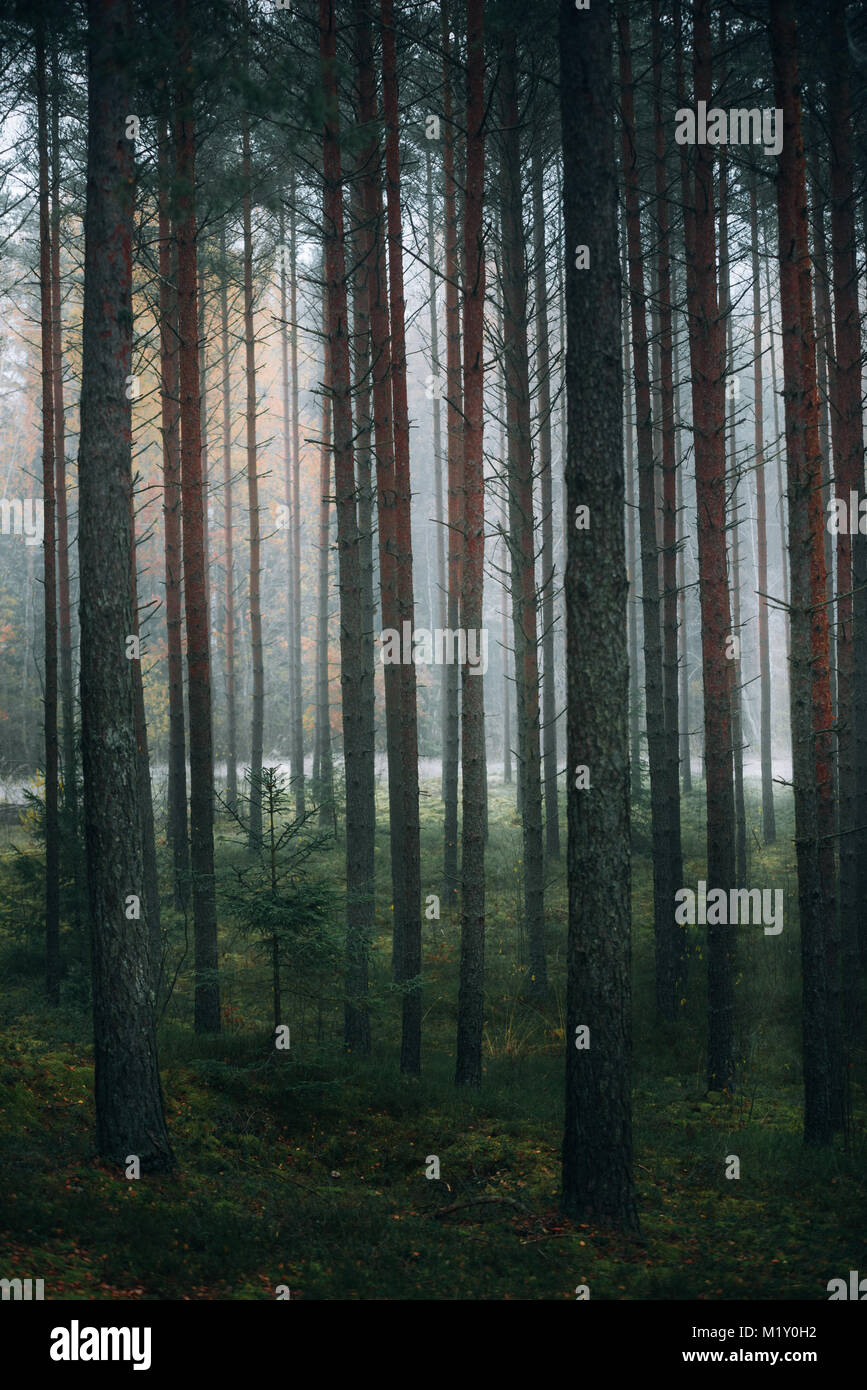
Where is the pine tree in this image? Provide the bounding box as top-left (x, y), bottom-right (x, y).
top-left (770, 0), bottom-right (839, 1143)
top-left (36, 23), bottom-right (60, 1006)
top-left (78, 0), bottom-right (173, 1169)
top-left (560, 0), bottom-right (639, 1235)
top-left (454, 0), bottom-right (487, 1088)
top-left (175, 0), bottom-right (220, 1033)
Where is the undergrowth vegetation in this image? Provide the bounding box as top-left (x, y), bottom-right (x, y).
top-left (0, 774), bottom-right (863, 1299)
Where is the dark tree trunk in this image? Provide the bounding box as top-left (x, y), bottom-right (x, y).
top-left (350, 167), bottom-right (376, 853)
top-left (855, 196), bottom-right (867, 974)
top-left (50, 43), bottom-right (75, 824)
top-left (219, 222), bottom-right (238, 815)
top-left (673, 263), bottom-right (692, 797)
top-left (175, 0), bottom-right (220, 1033)
top-left (651, 0), bottom-right (684, 967)
top-left (623, 235), bottom-right (642, 803)
top-left (676, 398), bottom-right (691, 796)
top-left (502, 578), bottom-right (512, 784)
top-left (320, 0), bottom-right (375, 1055)
top-left (441, 0), bottom-right (462, 904)
top-left (381, 0), bottom-right (422, 1074)
top-left (497, 315), bottom-right (512, 792)
top-left (315, 294), bottom-right (335, 830)
top-left (426, 147), bottom-right (447, 731)
top-left (198, 258), bottom-right (211, 631)
top-left (454, 0), bottom-right (487, 1088)
top-left (808, 144), bottom-right (837, 730)
top-left (749, 174), bottom-right (776, 844)
top-left (501, 31), bottom-right (546, 995)
top-left (763, 212), bottom-right (791, 642)
top-left (770, 0), bottom-right (839, 1144)
top-left (279, 204), bottom-right (295, 816)
top-left (289, 171), bottom-right (305, 819)
top-left (718, 140), bottom-right (747, 889)
top-left (158, 113), bottom-right (189, 905)
top-left (242, 113), bottom-right (264, 849)
top-left (560, 0), bottom-right (639, 1235)
top-left (827, 0), bottom-right (864, 1053)
top-left (355, 0), bottom-right (405, 968)
top-left (130, 495), bottom-right (162, 999)
top-left (36, 26), bottom-right (60, 1006)
top-left (678, 0), bottom-right (736, 1090)
top-left (532, 148), bottom-right (560, 861)
top-left (79, 0), bottom-right (173, 1168)
top-left (619, 4), bottom-right (679, 1022)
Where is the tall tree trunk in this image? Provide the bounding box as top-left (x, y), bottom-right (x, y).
top-left (678, 0), bottom-right (736, 1090)
top-left (218, 222), bottom-right (238, 815)
top-left (381, 0), bottom-right (422, 1073)
top-left (355, 0), bottom-right (404, 965)
top-left (50, 43), bottom-right (75, 823)
top-left (827, 0), bottom-right (864, 1056)
top-left (808, 143), bottom-right (837, 729)
top-left (426, 147), bottom-right (447, 743)
top-left (718, 141), bottom-right (747, 889)
top-left (36, 26), bottom-right (60, 1006)
top-left (495, 288), bottom-right (512, 790)
top-left (501, 29), bottom-right (546, 995)
top-left (619, 3), bottom-right (678, 1021)
top-left (623, 235), bottom-right (642, 802)
top-left (315, 294), bottom-right (335, 830)
top-left (279, 205), bottom-right (295, 804)
top-left (129, 494), bottom-right (162, 999)
top-left (23, 546), bottom-right (34, 769)
top-left (674, 273), bottom-right (692, 797)
top-left (159, 113), bottom-right (189, 905)
top-left (441, 0), bottom-right (462, 904)
top-left (242, 113), bottom-right (264, 849)
top-left (855, 196), bottom-right (867, 971)
top-left (320, 0), bottom-right (374, 1054)
top-left (651, 0), bottom-right (684, 966)
top-left (532, 149), bottom-right (560, 860)
top-left (750, 174), bottom-right (776, 844)
top-left (676, 408), bottom-right (691, 796)
top-left (454, 0), bottom-right (487, 1087)
top-left (763, 214), bottom-right (791, 635)
top-left (560, 0), bottom-right (639, 1235)
top-left (770, 0), bottom-right (839, 1143)
top-left (502, 572), bottom-right (512, 784)
top-left (198, 257), bottom-right (211, 630)
top-left (175, 0), bottom-right (220, 1033)
top-left (289, 171), bottom-right (305, 819)
top-left (79, 0), bottom-right (173, 1167)
top-left (350, 170), bottom-right (377, 849)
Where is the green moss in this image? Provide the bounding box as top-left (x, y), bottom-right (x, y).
top-left (0, 776), bottom-right (862, 1299)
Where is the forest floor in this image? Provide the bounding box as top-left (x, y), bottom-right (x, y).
top-left (0, 777), bottom-right (864, 1300)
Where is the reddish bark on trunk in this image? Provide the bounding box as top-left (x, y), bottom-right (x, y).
top-left (770, 0), bottom-right (839, 1143)
top-left (827, 0), bottom-right (864, 1048)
